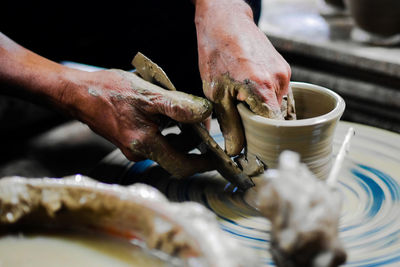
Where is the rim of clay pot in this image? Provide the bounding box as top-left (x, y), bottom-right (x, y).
top-left (237, 82), bottom-right (345, 127)
top-left (0, 175), bottom-right (257, 267)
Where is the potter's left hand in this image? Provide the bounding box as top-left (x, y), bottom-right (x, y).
top-left (194, 0), bottom-right (291, 156)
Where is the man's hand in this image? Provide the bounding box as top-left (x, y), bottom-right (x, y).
top-left (0, 31), bottom-right (214, 177)
top-left (64, 69), bottom-right (213, 177)
top-left (194, 0), bottom-right (291, 156)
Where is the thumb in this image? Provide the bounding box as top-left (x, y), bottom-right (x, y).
top-left (147, 132), bottom-right (214, 177)
top-left (157, 90), bottom-right (213, 124)
top-left (214, 91), bottom-right (245, 156)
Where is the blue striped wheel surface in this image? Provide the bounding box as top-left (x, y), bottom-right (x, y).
top-left (114, 121), bottom-right (400, 266)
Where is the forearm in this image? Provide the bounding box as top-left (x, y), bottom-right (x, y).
top-left (194, 0), bottom-right (254, 23)
top-left (0, 32), bottom-right (80, 111)
top-left (194, 0), bottom-right (262, 87)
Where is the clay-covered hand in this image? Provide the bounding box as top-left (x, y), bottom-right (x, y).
top-left (194, 0), bottom-right (291, 155)
top-left (65, 69), bottom-right (213, 177)
top-left (0, 33), bottom-right (213, 178)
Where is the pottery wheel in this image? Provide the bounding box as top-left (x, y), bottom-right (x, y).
top-left (94, 120), bottom-right (400, 266)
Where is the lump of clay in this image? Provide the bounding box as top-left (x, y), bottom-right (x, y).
top-left (0, 175), bottom-right (256, 267)
top-left (254, 151), bottom-right (346, 267)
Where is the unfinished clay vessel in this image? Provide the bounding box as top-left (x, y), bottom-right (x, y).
top-left (345, 0), bottom-right (400, 37)
top-left (238, 82), bottom-right (345, 180)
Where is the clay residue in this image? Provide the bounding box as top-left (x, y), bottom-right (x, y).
top-left (203, 73), bottom-right (297, 121)
top-left (112, 69), bottom-right (213, 124)
top-left (132, 52), bottom-right (176, 91)
top-left (191, 123), bottom-right (255, 190)
top-left (88, 88), bottom-right (102, 97)
top-left (234, 152), bottom-right (266, 177)
top-left (0, 232), bottom-right (170, 266)
top-left (130, 52), bottom-right (255, 188)
top-left (131, 53), bottom-right (213, 124)
top-left (281, 86), bottom-right (296, 120)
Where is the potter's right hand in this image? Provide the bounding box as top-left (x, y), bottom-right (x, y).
top-left (65, 69), bottom-right (214, 178)
top-left (194, 0), bottom-right (291, 156)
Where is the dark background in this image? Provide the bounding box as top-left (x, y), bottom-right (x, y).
top-left (2, 0), bottom-right (260, 93)
top-left (0, 0), bottom-right (260, 176)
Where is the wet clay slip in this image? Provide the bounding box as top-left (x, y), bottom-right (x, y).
top-left (238, 82), bottom-right (345, 180)
top-left (0, 175), bottom-right (256, 267)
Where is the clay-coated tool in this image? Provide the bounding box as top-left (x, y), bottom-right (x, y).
top-left (132, 52), bottom-right (264, 190)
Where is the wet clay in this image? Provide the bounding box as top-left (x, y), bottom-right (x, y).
top-left (250, 151), bottom-right (346, 267)
top-left (113, 69), bottom-right (212, 124)
top-left (104, 68), bottom-right (214, 178)
top-left (208, 73), bottom-right (296, 128)
top-left (203, 73), bottom-right (292, 120)
top-left (281, 86), bottom-right (296, 121)
top-left (131, 52), bottom-right (258, 189)
top-left (0, 175), bottom-right (257, 267)
top-left (132, 52), bottom-right (176, 91)
top-left (202, 72), bottom-right (296, 160)
top-left (0, 232), bottom-right (168, 267)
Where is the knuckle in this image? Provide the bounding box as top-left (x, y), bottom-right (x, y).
top-left (167, 101), bottom-right (184, 118)
top-left (158, 92), bottom-right (186, 116)
top-left (274, 69), bottom-right (290, 84)
top-left (273, 66), bottom-right (291, 94)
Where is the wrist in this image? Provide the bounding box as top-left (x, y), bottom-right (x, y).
top-left (0, 33), bottom-right (95, 121)
top-left (57, 68), bottom-right (99, 119)
top-left (0, 39), bottom-right (84, 114)
top-left (195, 0), bottom-right (253, 23)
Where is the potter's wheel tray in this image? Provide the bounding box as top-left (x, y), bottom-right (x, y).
top-left (101, 120), bottom-right (400, 266)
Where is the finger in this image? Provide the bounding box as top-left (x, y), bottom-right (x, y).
top-left (125, 72), bottom-right (213, 124)
top-left (147, 133), bottom-right (214, 178)
top-left (156, 90), bottom-right (213, 124)
top-left (214, 93), bottom-right (244, 156)
top-left (275, 84), bottom-right (289, 106)
top-left (275, 68), bottom-right (291, 105)
top-left (238, 84), bottom-right (283, 120)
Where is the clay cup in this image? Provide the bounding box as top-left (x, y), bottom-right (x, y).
top-left (238, 82), bottom-right (345, 180)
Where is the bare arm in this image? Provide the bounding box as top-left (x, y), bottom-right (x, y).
top-left (0, 32), bottom-right (78, 109)
top-left (0, 32), bottom-right (213, 177)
